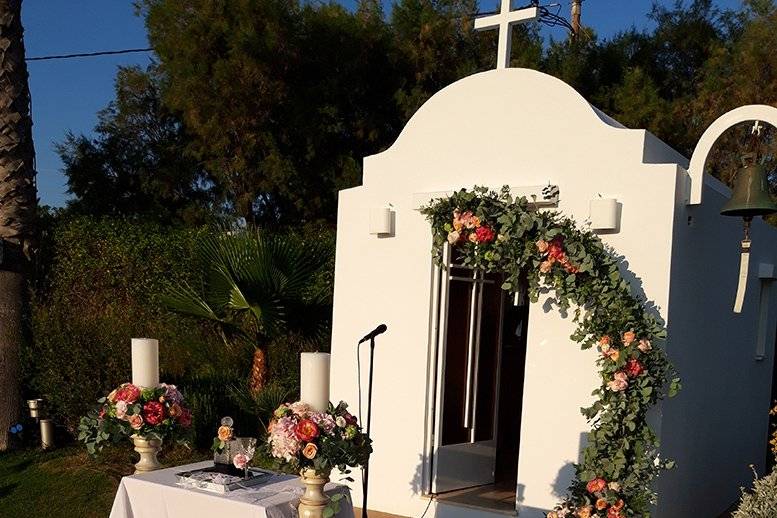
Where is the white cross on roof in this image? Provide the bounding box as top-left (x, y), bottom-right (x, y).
top-left (474, 1), bottom-right (540, 69)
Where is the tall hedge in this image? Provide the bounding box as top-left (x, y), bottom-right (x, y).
top-left (26, 217), bottom-right (225, 431)
top-left (24, 216), bottom-right (336, 442)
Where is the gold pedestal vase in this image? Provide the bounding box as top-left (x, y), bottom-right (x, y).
top-left (298, 468), bottom-right (330, 518)
top-left (131, 435), bottom-right (163, 474)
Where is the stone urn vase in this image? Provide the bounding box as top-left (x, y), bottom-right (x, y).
top-left (131, 435), bottom-right (163, 474)
top-left (298, 468), bottom-right (330, 518)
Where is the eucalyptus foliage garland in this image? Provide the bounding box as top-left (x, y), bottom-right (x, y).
top-left (420, 186), bottom-right (681, 518)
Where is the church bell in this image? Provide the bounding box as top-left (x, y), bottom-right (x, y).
top-left (720, 163), bottom-right (777, 218)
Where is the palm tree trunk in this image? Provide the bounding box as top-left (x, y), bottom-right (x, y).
top-left (249, 347), bottom-right (268, 395)
top-left (0, 0), bottom-right (37, 451)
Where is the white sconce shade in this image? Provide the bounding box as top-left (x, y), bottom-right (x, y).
top-left (369, 207), bottom-right (394, 235)
top-left (590, 198), bottom-right (619, 231)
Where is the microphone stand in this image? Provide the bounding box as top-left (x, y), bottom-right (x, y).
top-left (361, 334), bottom-right (377, 518)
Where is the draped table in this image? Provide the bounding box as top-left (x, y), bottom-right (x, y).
top-left (109, 461), bottom-right (354, 518)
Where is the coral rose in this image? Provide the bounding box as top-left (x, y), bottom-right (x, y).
top-left (168, 403), bottom-right (182, 419)
top-left (612, 500), bottom-right (624, 510)
top-left (295, 419), bottom-right (320, 442)
top-left (475, 225), bottom-right (495, 243)
top-left (536, 239), bottom-right (549, 253)
top-left (218, 425), bottom-right (234, 442)
top-left (128, 414), bottom-right (144, 430)
top-left (302, 442), bottom-right (318, 459)
top-left (576, 506), bottom-right (592, 518)
top-left (562, 260), bottom-right (580, 274)
top-left (468, 232), bottom-right (478, 243)
top-left (625, 358), bottom-right (644, 378)
top-left (595, 498), bottom-right (608, 511)
top-left (599, 336), bottom-right (611, 346)
top-left (539, 260), bottom-right (553, 274)
top-left (586, 478), bottom-right (607, 494)
top-left (143, 401), bottom-right (166, 426)
top-left (607, 508), bottom-right (623, 518)
top-left (622, 330), bottom-right (636, 345)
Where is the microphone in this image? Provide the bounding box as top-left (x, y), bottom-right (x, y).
top-left (358, 324), bottom-right (387, 344)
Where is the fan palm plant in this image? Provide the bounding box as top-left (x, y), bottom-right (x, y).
top-left (164, 229), bottom-right (333, 394)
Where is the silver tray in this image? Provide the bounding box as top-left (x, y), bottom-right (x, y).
top-left (175, 464), bottom-right (274, 494)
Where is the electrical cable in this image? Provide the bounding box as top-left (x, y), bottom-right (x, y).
top-left (26, 47), bottom-right (153, 62)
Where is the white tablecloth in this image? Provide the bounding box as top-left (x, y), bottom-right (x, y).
top-left (109, 461), bottom-right (354, 518)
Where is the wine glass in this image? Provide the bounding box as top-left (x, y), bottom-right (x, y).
top-left (233, 437), bottom-right (257, 480)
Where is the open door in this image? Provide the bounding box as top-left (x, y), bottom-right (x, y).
top-left (429, 245), bottom-right (524, 494)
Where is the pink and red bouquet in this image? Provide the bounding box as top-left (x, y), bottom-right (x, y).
top-left (79, 382), bottom-right (192, 454)
top-left (445, 209), bottom-right (497, 246)
top-left (266, 401), bottom-right (371, 476)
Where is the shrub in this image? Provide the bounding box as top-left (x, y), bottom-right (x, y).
top-left (25, 217), bottom-right (235, 432)
top-left (24, 215), bottom-right (336, 445)
top-left (732, 466), bottom-right (777, 518)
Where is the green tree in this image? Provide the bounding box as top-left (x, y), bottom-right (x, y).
top-left (391, 0), bottom-right (541, 118)
top-left (57, 66), bottom-right (214, 225)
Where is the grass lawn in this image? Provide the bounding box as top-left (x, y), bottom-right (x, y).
top-left (0, 444), bottom-right (208, 518)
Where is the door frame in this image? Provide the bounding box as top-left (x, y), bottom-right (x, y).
top-left (421, 244), bottom-right (509, 495)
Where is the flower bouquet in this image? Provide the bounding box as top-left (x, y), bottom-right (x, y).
top-left (79, 382), bottom-right (192, 471)
top-left (266, 401), bottom-right (371, 518)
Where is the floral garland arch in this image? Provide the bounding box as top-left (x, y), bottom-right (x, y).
top-left (420, 186), bottom-right (680, 518)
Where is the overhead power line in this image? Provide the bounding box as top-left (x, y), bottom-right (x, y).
top-left (26, 47), bottom-right (153, 62)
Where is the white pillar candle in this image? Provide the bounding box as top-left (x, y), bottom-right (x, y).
top-left (300, 352), bottom-right (330, 412)
top-left (131, 338), bottom-right (159, 388)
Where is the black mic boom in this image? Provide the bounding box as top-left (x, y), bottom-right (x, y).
top-left (358, 324), bottom-right (387, 344)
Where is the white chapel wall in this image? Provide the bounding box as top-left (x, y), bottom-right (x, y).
top-left (655, 177), bottom-right (777, 517)
top-left (329, 68), bottom-right (685, 517)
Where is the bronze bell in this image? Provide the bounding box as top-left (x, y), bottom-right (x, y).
top-left (720, 163), bottom-right (777, 218)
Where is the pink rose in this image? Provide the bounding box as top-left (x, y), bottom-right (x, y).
top-left (622, 330), bottom-right (636, 345)
top-left (128, 414), bottom-right (144, 430)
top-left (447, 231), bottom-right (461, 245)
top-left (233, 453), bottom-right (249, 470)
top-left (177, 408), bottom-right (192, 428)
top-left (115, 400), bottom-right (128, 420)
top-left (607, 371), bottom-right (629, 392)
top-left (638, 339), bottom-right (652, 353)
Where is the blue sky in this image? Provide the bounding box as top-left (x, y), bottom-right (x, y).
top-left (25, 0), bottom-right (743, 207)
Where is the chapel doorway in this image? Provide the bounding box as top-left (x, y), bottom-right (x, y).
top-left (428, 246), bottom-right (530, 504)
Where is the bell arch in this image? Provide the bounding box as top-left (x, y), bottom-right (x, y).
top-left (688, 104), bottom-right (777, 205)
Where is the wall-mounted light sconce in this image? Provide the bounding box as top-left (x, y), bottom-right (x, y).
top-left (589, 197), bottom-right (620, 232)
top-left (369, 207), bottom-right (395, 237)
